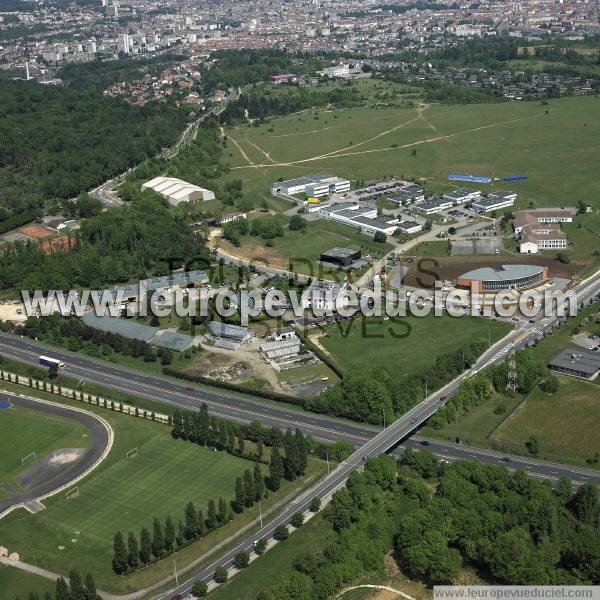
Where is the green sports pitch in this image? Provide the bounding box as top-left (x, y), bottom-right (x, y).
top-left (0, 407), bottom-right (261, 587)
top-left (0, 404), bottom-right (90, 493)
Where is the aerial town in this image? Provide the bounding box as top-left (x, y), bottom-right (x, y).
top-left (0, 1), bottom-right (599, 599)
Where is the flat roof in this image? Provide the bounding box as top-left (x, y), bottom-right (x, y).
top-left (444, 188), bottom-right (481, 198)
top-left (276, 173), bottom-right (335, 188)
top-left (459, 264), bottom-right (545, 282)
top-left (321, 247), bottom-right (360, 258)
top-left (473, 196), bottom-right (516, 207)
top-left (548, 346), bottom-right (600, 377)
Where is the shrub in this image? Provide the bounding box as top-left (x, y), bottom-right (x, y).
top-left (214, 566), bottom-right (228, 583)
top-left (233, 550), bottom-right (250, 569)
top-left (290, 512), bottom-right (304, 528)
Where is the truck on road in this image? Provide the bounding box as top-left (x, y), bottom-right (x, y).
top-left (38, 355), bottom-right (65, 370)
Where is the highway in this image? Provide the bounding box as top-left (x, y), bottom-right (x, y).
top-left (152, 271), bottom-right (600, 599)
top-left (1, 272), bottom-right (597, 597)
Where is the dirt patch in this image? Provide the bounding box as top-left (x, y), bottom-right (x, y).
top-left (401, 255), bottom-right (586, 289)
top-left (17, 448), bottom-right (86, 492)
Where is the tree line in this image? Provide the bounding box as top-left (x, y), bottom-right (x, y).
top-left (111, 406), bottom-right (309, 574)
top-left (171, 405), bottom-right (309, 494)
top-left (304, 336), bottom-right (490, 425)
top-left (14, 315), bottom-right (174, 365)
top-left (0, 193), bottom-right (204, 294)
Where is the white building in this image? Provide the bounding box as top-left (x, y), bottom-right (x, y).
top-left (142, 176), bottom-right (216, 206)
top-left (272, 173), bottom-right (350, 198)
top-left (414, 198), bottom-right (453, 215)
top-left (471, 191), bottom-right (517, 213)
top-left (320, 203), bottom-right (398, 236)
top-left (442, 188), bottom-right (481, 205)
top-left (302, 281), bottom-right (348, 312)
top-left (396, 220), bottom-right (423, 234)
top-left (117, 33), bottom-right (130, 53)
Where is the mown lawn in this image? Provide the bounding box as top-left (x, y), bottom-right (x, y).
top-left (218, 218), bottom-right (392, 277)
top-left (319, 314), bottom-right (510, 377)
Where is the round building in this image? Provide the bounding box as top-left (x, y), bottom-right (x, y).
top-left (456, 264), bottom-right (548, 293)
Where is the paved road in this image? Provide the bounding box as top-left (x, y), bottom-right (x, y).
top-left (153, 270), bottom-right (600, 599)
top-left (89, 90), bottom-right (238, 208)
top-left (0, 391), bottom-right (112, 517)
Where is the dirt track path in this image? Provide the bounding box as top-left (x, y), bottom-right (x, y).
top-left (232, 113), bottom-right (535, 170)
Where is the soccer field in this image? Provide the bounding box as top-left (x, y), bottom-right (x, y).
top-left (319, 314), bottom-right (510, 378)
top-left (0, 407), bottom-right (259, 587)
top-left (0, 405), bottom-right (90, 491)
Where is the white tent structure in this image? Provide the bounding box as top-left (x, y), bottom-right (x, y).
top-left (142, 176), bottom-right (216, 206)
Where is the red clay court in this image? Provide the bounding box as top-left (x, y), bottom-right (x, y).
top-left (19, 223), bottom-right (56, 239)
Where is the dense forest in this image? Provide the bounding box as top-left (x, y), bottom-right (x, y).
top-left (255, 454), bottom-right (599, 599)
top-left (0, 76), bottom-right (187, 232)
top-left (0, 194), bottom-right (204, 292)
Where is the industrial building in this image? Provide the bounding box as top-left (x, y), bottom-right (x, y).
top-left (514, 209), bottom-right (572, 254)
top-left (319, 203), bottom-right (399, 235)
top-left (414, 197), bottom-right (453, 215)
top-left (548, 346), bottom-right (600, 381)
top-left (206, 321), bottom-right (254, 350)
top-left (442, 188), bottom-right (481, 204)
top-left (319, 247), bottom-right (361, 267)
top-left (471, 191), bottom-right (517, 213)
top-left (271, 173), bottom-right (351, 197)
top-left (109, 270), bottom-right (209, 304)
top-left (142, 176), bottom-right (216, 206)
top-left (302, 281), bottom-right (348, 312)
top-left (389, 185), bottom-right (425, 205)
top-left (456, 264), bottom-right (548, 293)
top-left (396, 221), bottom-right (423, 234)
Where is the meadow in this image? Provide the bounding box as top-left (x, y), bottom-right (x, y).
top-left (318, 314), bottom-right (510, 377)
top-left (224, 94), bottom-right (600, 217)
top-left (0, 405), bottom-right (90, 492)
top-left (490, 377), bottom-right (600, 467)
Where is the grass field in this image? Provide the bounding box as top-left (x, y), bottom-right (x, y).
top-left (491, 377), bottom-right (600, 466)
top-left (0, 405), bottom-right (258, 589)
top-left (226, 95), bottom-right (600, 209)
top-left (217, 217), bottom-right (392, 276)
top-left (0, 405), bottom-right (90, 491)
top-left (318, 314), bottom-right (510, 377)
top-left (0, 563), bottom-right (56, 599)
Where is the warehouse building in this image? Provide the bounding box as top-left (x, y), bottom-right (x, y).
top-left (271, 173), bottom-right (351, 197)
top-left (142, 176), bottom-right (216, 206)
top-left (471, 191), bottom-right (517, 213)
top-left (442, 188), bottom-right (481, 205)
top-left (548, 346), bottom-right (600, 381)
top-left (320, 203), bottom-right (399, 235)
top-left (456, 264), bottom-right (548, 293)
top-left (206, 321), bottom-right (254, 350)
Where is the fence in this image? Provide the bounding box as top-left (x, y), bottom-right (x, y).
top-left (0, 370), bottom-right (170, 425)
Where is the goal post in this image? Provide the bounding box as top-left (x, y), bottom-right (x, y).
top-left (66, 486), bottom-right (79, 500)
top-left (126, 447), bottom-right (139, 459)
top-left (21, 451), bottom-right (36, 466)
